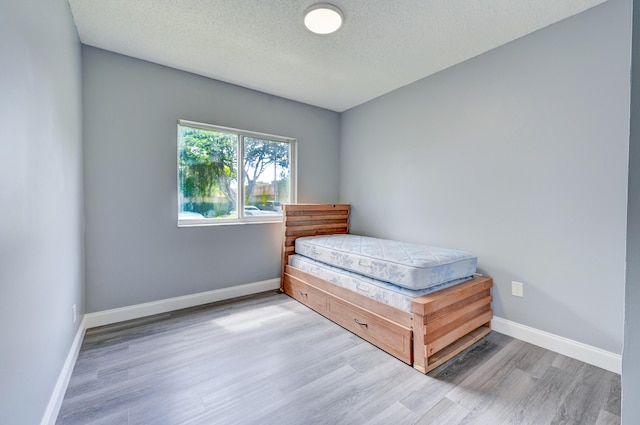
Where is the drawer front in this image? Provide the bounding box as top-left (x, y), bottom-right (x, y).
top-left (284, 273), bottom-right (412, 364)
top-left (283, 275), bottom-right (328, 314)
top-left (327, 297), bottom-right (412, 364)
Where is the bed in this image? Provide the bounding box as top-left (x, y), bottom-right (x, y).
top-left (280, 203), bottom-right (493, 373)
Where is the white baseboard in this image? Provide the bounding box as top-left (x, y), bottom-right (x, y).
top-left (43, 279), bottom-right (280, 424)
top-left (44, 284), bottom-right (619, 425)
top-left (40, 316), bottom-right (87, 425)
top-left (491, 316), bottom-right (621, 374)
top-left (84, 278), bottom-right (280, 329)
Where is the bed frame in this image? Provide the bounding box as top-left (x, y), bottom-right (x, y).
top-left (280, 204), bottom-right (493, 373)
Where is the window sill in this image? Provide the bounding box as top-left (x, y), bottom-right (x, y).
top-left (177, 217), bottom-right (283, 227)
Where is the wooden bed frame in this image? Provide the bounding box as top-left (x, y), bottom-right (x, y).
top-left (280, 204), bottom-right (493, 373)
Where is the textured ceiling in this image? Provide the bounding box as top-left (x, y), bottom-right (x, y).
top-left (67, 0), bottom-right (607, 112)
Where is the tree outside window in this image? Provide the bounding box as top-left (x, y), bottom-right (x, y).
top-left (178, 121), bottom-right (295, 224)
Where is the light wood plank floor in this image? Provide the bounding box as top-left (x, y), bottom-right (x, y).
top-left (56, 291), bottom-right (621, 425)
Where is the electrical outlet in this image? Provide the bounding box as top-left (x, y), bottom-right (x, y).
top-left (512, 281), bottom-right (524, 297)
top-left (72, 304), bottom-right (77, 324)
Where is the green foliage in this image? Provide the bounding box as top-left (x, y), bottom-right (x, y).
top-left (244, 138), bottom-right (289, 204)
top-left (182, 201), bottom-right (232, 217)
top-left (179, 126), bottom-right (291, 217)
top-left (179, 128), bottom-right (238, 212)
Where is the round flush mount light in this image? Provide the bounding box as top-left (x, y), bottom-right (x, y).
top-left (304, 3), bottom-right (343, 35)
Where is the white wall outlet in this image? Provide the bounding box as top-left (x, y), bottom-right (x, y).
top-left (72, 304), bottom-right (77, 324)
top-left (512, 281), bottom-right (524, 297)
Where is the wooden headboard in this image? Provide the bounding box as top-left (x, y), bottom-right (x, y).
top-left (281, 204), bottom-right (350, 287)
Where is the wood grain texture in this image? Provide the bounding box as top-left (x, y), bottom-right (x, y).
top-left (281, 203), bottom-right (351, 286)
top-left (285, 266), bottom-right (413, 327)
top-left (281, 203), bottom-right (493, 373)
top-left (56, 292), bottom-right (620, 425)
top-left (411, 277), bottom-right (493, 316)
top-left (284, 269), bottom-right (412, 363)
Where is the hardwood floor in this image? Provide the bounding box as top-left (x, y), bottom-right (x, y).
top-left (56, 291), bottom-right (621, 425)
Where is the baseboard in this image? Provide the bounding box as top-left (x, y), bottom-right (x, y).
top-left (491, 316), bottom-right (621, 374)
top-left (42, 279), bottom-right (280, 424)
top-left (40, 316), bottom-right (87, 425)
top-left (40, 288), bottom-right (619, 424)
top-left (84, 278), bottom-right (280, 329)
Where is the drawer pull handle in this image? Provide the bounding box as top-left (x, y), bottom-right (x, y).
top-left (354, 318), bottom-right (368, 328)
top-left (299, 291), bottom-right (308, 297)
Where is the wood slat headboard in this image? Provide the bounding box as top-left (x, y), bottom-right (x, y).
top-left (281, 204), bottom-right (350, 287)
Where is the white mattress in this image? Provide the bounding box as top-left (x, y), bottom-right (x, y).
top-left (295, 234), bottom-right (477, 290)
top-left (288, 254), bottom-right (472, 313)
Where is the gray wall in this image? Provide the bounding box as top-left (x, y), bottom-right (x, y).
top-left (623, 0), bottom-right (640, 421)
top-left (340, 0), bottom-right (631, 354)
top-left (0, 1), bottom-right (84, 424)
top-left (82, 46), bottom-right (340, 312)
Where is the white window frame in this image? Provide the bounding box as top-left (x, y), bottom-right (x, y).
top-left (177, 119), bottom-right (297, 227)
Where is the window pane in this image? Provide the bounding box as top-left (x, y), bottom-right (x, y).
top-left (243, 137), bottom-right (290, 216)
top-left (178, 125), bottom-right (238, 219)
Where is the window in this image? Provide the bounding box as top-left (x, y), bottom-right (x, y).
top-left (177, 120), bottom-right (296, 225)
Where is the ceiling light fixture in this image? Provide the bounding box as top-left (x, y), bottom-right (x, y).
top-left (304, 3), bottom-right (343, 35)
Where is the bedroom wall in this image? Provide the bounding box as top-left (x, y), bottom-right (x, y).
top-left (623, 0), bottom-right (640, 420)
top-left (340, 0), bottom-right (631, 354)
top-left (0, 1), bottom-right (84, 424)
top-left (82, 46), bottom-right (340, 312)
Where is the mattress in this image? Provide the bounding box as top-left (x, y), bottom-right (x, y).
top-left (288, 254), bottom-right (472, 313)
top-left (294, 234), bottom-right (477, 290)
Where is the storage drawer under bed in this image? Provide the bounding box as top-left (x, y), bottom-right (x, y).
top-left (283, 273), bottom-right (413, 364)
